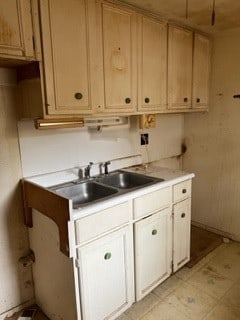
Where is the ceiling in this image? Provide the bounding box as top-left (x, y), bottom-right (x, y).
top-left (120, 0), bottom-right (240, 33)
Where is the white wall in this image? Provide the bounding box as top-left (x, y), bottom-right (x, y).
top-left (18, 114), bottom-right (184, 177)
top-left (183, 27), bottom-right (240, 241)
top-left (0, 69), bottom-right (34, 317)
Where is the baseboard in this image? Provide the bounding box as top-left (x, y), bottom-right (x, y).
top-left (0, 299), bottom-right (35, 320)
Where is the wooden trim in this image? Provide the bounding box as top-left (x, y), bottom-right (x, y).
top-left (22, 180), bottom-right (71, 256)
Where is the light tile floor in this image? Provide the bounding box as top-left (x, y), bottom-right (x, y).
top-left (118, 241), bottom-right (240, 320)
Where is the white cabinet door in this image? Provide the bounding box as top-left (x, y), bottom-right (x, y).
top-left (39, 0), bottom-right (92, 115)
top-left (173, 198), bottom-right (191, 272)
top-left (134, 207), bottom-right (172, 301)
top-left (77, 226), bottom-right (134, 320)
top-left (138, 15), bottom-right (167, 112)
top-left (192, 33), bottom-right (211, 109)
top-left (168, 25), bottom-right (193, 110)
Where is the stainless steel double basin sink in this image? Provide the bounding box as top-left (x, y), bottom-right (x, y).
top-left (49, 171), bottom-right (164, 209)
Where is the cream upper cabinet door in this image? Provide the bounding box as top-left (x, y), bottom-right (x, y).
top-left (173, 198), bottom-right (191, 272)
top-left (39, 0), bottom-right (92, 115)
top-left (192, 33), bottom-right (211, 110)
top-left (135, 207), bottom-right (172, 301)
top-left (168, 26), bottom-right (193, 110)
top-left (138, 16), bottom-right (167, 112)
top-left (77, 226), bottom-right (134, 320)
top-left (0, 0), bottom-right (35, 60)
top-left (89, 1), bottom-right (137, 113)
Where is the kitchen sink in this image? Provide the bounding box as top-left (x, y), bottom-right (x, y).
top-left (53, 181), bottom-right (118, 208)
top-left (97, 171), bottom-right (163, 189)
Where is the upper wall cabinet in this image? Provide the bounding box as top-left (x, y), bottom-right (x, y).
top-left (89, 1), bottom-right (137, 114)
top-left (138, 15), bottom-right (167, 112)
top-left (39, 0), bottom-right (92, 116)
top-left (0, 0), bottom-right (35, 61)
top-left (192, 33), bottom-right (211, 110)
top-left (168, 25), bottom-right (193, 110)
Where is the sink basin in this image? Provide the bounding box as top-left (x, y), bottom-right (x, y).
top-left (53, 181), bottom-right (118, 208)
top-left (98, 171), bottom-right (163, 189)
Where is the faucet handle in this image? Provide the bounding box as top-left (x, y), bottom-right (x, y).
top-left (78, 168), bottom-right (83, 179)
top-left (104, 161), bottom-right (111, 175)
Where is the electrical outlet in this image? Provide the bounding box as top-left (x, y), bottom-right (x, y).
top-left (140, 133), bottom-right (149, 145)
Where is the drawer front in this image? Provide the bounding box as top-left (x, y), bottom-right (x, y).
top-left (133, 187), bottom-right (171, 220)
top-left (173, 179), bottom-right (192, 203)
top-left (75, 201), bottom-right (131, 245)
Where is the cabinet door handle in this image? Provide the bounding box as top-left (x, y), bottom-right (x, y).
top-left (125, 97), bottom-right (131, 104)
top-left (181, 213), bottom-right (186, 218)
top-left (152, 229), bottom-right (158, 235)
top-left (196, 98), bottom-right (200, 103)
top-left (145, 97), bottom-right (150, 103)
top-left (75, 92), bottom-right (83, 100)
top-left (182, 188), bottom-right (187, 194)
top-left (104, 252), bottom-right (112, 260)
top-left (184, 97), bottom-right (188, 102)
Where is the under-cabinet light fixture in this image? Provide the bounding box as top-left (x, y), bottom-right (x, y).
top-left (35, 118), bottom-right (84, 130)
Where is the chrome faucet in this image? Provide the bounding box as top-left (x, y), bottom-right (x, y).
top-left (84, 162), bottom-right (93, 178)
top-left (104, 161), bottom-right (111, 175)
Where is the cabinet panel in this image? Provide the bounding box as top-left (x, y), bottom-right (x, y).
top-left (173, 198), bottom-right (191, 272)
top-left (39, 0), bottom-right (91, 115)
top-left (134, 187), bottom-right (171, 220)
top-left (75, 201), bottom-right (131, 245)
top-left (173, 179), bottom-right (192, 203)
top-left (77, 226), bottom-right (134, 320)
top-left (0, 0), bottom-right (34, 59)
top-left (192, 33), bottom-right (211, 109)
top-left (138, 16), bottom-right (167, 111)
top-left (135, 207), bottom-right (172, 300)
top-left (168, 26), bottom-right (193, 109)
top-left (101, 3), bottom-right (137, 112)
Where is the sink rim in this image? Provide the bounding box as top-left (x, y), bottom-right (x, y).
top-left (48, 170), bottom-right (164, 209)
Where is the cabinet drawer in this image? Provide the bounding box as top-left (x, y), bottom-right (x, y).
top-left (133, 187), bottom-right (171, 219)
top-left (173, 180), bottom-right (192, 203)
top-left (75, 201), bottom-right (131, 245)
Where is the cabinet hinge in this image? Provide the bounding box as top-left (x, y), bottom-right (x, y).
top-left (75, 259), bottom-right (80, 268)
top-left (171, 260), bottom-right (174, 270)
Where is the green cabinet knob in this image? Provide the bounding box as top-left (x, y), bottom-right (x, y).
top-left (145, 97), bottom-right (150, 103)
top-left (181, 213), bottom-right (186, 218)
top-left (125, 97), bottom-right (131, 104)
top-left (75, 92), bottom-right (83, 100)
top-left (104, 252), bottom-right (112, 260)
top-left (152, 229), bottom-right (158, 235)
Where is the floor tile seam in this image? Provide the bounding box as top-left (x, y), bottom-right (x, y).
top-left (219, 281), bottom-right (240, 308)
top-left (126, 295), bottom-right (161, 320)
top-left (152, 280), bottom-right (186, 300)
top-left (185, 273), bottom-right (234, 301)
top-left (136, 295), bottom-right (162, 320)
top-left (197, 261), bottom-right (238, 282)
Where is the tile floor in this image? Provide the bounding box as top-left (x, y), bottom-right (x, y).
top-left (117, 241), bottom-right (240, 320)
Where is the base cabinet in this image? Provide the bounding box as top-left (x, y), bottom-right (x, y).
top-left (173, 198), bottom-right (191, 272)
top-left (134, 207), bottom-right (172, 301)
top-left (77, 226), bottom-right (134, 320)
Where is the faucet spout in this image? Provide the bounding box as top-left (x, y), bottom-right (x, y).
top-left (84, 162), bottom-right (93, 178)
top-left (104, 161), bottom-right (111, 175)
